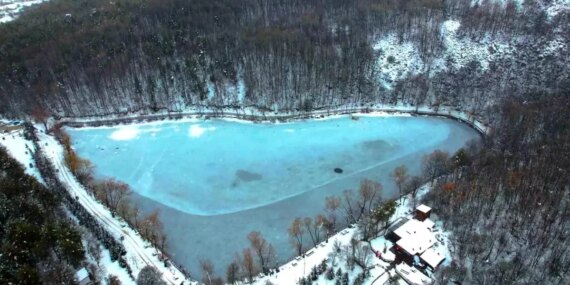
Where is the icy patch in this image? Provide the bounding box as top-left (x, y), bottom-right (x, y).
top-left (432, 19), bottom-right (514, 73)
top-left (188, 124), bottom-right (215, 138)
top-left (109, 126), bottom-right (140, 141)
top-left (373, 34), bottom-right (424, 89)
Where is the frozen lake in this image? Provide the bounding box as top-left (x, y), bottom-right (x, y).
top-left (67, 115), bottom-right (480, 276)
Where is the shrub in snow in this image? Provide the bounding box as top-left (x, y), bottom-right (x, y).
top-left (342, 272), bottom-right (349, 285)
top-left (319, 259), bottom-right (327, 274)
top-left (326, 268), bottom-right (335, 280)
top-left (136, 265), bottom-right (166, 285)
top-left (336, 268), bottom-right (342, 278)
top-left (311, 266), bottom-right (319, 281)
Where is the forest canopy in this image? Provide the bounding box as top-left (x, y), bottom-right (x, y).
top-left (0, 146), bottom-right (86, 284)
top-left (0, 0), bottom-right (567, 118)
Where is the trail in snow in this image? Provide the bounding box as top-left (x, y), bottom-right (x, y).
top-left (37, 132), bottom-right (193, 285)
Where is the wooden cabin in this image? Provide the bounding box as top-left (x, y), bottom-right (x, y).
top-left (415, 204), bottom-right (432, 221)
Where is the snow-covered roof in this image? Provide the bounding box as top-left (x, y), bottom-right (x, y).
top-left (394, 219), bottom-right (436, 255)
top-left (420, 248), bottom-right (445, 269)
top-left (416, 204), bottom-right (431, 213)
top-left (75, 268), bottom-right (89, 281)
top-left (396, 263), bottom-right (432, 285)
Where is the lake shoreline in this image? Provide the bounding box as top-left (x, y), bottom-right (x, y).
top-left (55, 105), bottom-right (490, 136)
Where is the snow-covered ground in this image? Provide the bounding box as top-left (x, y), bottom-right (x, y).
top-left (372, 34), bottom-right (424, 90)
top-left (435, 19), bottom-right (514, 73)
top-left (35, 131), bottom-right (194, 285)
top-left (371, 0), bottom-right (569, 88)
top-left (0, 124), bottom-right (44, 182)
top-left (372, 20), bottom-right (515, 87)
top-left (0, 0), bottom-right (48, 23)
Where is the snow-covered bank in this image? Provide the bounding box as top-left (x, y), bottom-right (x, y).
top-left (35, 131), bottom-right (194, 285)
top-left (56, 104), bottom-right (490, 135)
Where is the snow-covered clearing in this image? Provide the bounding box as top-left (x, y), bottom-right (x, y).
top-left (371, 20), bottom-right (515, 88)
top-left (36, 131), bottom-right (194, 285)
top-left (0, 125), bottom-right (44, 182)
top-left (99, 248), bottom-right (137, 285)
top-left (435, 20), bottom-right (514, 73)
top-left (372, 34), bottom-right (424, 90)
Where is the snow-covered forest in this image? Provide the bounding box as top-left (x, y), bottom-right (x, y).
top-left (0, 0), bottom-right (568, 120)
top-left (423, 93), bottom-right (570, 284)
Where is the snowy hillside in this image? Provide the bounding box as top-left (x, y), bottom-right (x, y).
top-left (0, 0), bottom-right (48, 23)
top-left (372, 0), bottom-right (570, 89)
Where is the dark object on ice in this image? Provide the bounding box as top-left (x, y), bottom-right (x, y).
top-left (334, 168), bottom-right (343, 174)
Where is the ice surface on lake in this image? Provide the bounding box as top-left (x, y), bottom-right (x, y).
top-left (67, 116), bottom-right (479, 275)
top-left (70, 116), bottom-right (456, 215)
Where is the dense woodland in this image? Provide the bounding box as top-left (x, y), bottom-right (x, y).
top-left (425, 93), bottom-right (570, 284)
top-left (0, 146), bottom-right (86, 284)
top-left (0, 0), bottom-right (568, 119)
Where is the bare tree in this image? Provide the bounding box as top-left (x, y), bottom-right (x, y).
top-left (325, 196), bottom-right (341, 232)
top-left (241, 248), bottom-right (257, 283)
top-left (140, 210), bottom-right (165, 248)
top-left (200, 258), bottom-right (215, 285)
top-left (391, 165), bottom-right (409, 201)
top-left (288, 217), bottom-right (305, 256)
top-left (303, 217), bottom-right (316, 246)
top-left (422, 150), bottom-right (450, 181)
top-left (93, 178), bottom-right (131, 212)
top-left (356, 179), bottom-right (382, 221)
top-left (247, 231), bottom-right (275, 273)
top-left (353, 242), bottom-right (372, 270)
top-left (31, 106), bottom-right (50, 132)
top-left (405, 175), bottom-right (423, 209)
top-left (341, 190), bottom-right (357, 225)
top-left (226, 261), bottom-right (241, 285)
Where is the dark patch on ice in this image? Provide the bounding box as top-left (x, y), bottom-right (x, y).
top-left (362, 139), bottom-right (390, 150)
top-left (361, 139), bottom-right (397, 153)
top-left (334, 168), bottom-right (343, 174)
top-left (236, 169), bottom-right (263, 182)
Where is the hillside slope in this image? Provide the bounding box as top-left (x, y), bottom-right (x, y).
top-left (0, 0), bottom-right (568, 121)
